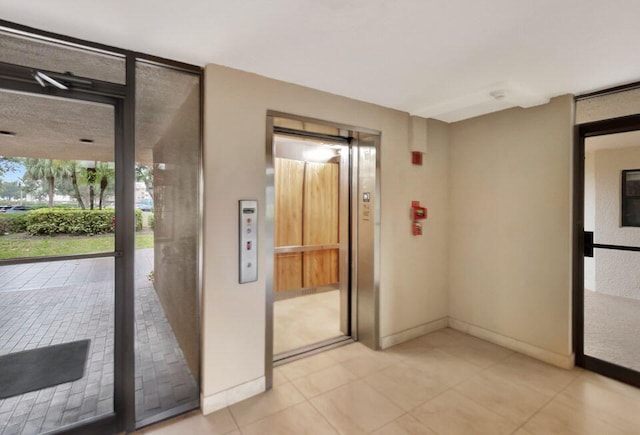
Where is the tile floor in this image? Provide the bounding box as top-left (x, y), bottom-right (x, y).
top-left (0, 249), bottom-right (198, 435)
top-left (273, 290), bottom-right (342, 355)
top-left (138, 328), bottom-right (640, 435)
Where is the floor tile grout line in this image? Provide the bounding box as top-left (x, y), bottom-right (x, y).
top-left (304, 389), bottom-right (342, 435)
top-left (508, 369), bottom-right (581, 434)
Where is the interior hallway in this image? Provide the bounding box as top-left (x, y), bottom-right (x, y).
top-left (137, 328), bottom-right (640, 434)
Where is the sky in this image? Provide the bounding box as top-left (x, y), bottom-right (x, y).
top-left (2, 164), bottom-right (25, 183)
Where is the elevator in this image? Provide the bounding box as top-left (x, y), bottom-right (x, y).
top-left (266, 113), bottom-right (380, 376)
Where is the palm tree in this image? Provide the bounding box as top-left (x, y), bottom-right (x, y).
top-left (96, 163), bottom-right (114, 210)
top-left (136, 165), bottom-right (154, 199)
top-left (59, 161), bottom-right (85, 209)
top-left (24, 158), bottom-right (65, 207)
top-left (81, 163), bottom-right (98, 210)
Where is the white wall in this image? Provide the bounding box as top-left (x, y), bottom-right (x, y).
top-left (593, 146), bottom-right (640, 299)
top-left (202, 64), bottom-right (450, 411)
top-left (448, 95), bottom-right (574, 365)
top-left (584, 152), bottom-right (596, 290)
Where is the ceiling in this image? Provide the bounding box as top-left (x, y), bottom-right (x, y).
top-left (1, 1), bottom-right (640, 122)
top-left (0, 62), bottom-right (198, 164)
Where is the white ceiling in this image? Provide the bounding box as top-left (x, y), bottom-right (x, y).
top-left (1, 0), bottom-right (640, 122)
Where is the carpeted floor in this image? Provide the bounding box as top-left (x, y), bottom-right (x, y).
top-left (584, 289), bottom-right (640, 372)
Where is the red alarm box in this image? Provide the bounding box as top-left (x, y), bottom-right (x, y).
top-left (412, 221), bottom-right (423, 236)
top-left (411, 201), bottom-right (427, 220)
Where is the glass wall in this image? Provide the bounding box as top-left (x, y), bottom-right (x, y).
top-left (0, 258), bottom-right (114, 434)
top-left (133, 61), bottom-right (200, 426)
top-left (0, 28), bottom-right (125, 84)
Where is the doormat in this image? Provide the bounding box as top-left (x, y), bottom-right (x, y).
top-left (0, 339), bottom-right (90, 399)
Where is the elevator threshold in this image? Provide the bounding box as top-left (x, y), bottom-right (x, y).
top-left (273, 336), bottom-right (353, 367)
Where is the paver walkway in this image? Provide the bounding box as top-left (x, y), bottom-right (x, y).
top-left (0, 249), bottom-right (198, 435)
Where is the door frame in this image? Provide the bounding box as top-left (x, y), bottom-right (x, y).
top-left (264, 111), bottom-right (381, 389)
top-left (0, 19), bottom-right (204, 433)
top-left (0, 63), bottom-right (135, 433)
top-left (573, 112), bottom-right (640, 388)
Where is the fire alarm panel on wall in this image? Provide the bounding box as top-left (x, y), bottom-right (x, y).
top-left (411, 200), bottom-right (427, 236)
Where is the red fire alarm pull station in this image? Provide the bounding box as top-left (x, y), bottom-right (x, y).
top-left (411, 201), bottom-right (427, 235)
top-left (411, 151), bottom-right (423, 165)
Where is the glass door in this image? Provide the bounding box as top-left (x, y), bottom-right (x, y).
top-left (0, 82), bottom-right (124, 434)
top-left (581, 126), bottom-right (640, 387)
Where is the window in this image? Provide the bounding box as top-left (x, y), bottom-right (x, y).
top-left (622, 169), bottom-right (640, 226)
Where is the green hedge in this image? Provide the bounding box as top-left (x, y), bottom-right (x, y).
top-left (25, 208), bottom-right (143, 235)
top-left (0, 214), bottom-right (28, 235)
top-left (135, 209), bottom-right (143, 231)
top-left (148, 213), bottom-right (154, 230)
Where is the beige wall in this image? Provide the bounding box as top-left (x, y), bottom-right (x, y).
top-left (448, 95), bottom-right (574, 361)
top-left (202, 65), bottom-right (450, 404)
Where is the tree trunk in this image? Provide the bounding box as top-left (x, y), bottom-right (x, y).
top-left (47, 175), bottom-right (54, 207)
top-left (72, 171), bottom-right (85, 209)
top-left (99, 175), bottom-right (108, 210)
top-left (89, 185), bottom-right (95, 210)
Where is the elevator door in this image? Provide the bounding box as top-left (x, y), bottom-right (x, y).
top-left (272, 134), bottom-right (349, 358)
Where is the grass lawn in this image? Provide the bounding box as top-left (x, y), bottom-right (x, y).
top-left (0, 233), bottom-right (154, 259)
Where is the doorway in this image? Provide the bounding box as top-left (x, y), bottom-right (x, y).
top-left (266, 113), bottom-right (380, 375)
top-left (576, 115), bottom-right (640, 387)
top-left (272, 132), bottom-right (350, 358)
top-left (0, 82), bottom-right (125, 435)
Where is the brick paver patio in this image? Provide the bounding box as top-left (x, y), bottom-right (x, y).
top-left (0, 249), bottom-right (199, 435)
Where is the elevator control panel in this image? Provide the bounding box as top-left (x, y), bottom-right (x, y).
top-left (239, 200), bottom-right (258, 283)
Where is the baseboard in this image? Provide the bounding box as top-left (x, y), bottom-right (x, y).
top-left (448, 318), bottom-right (575, 369)
top-left (380, 317), bottom-right (449, 349)
top-left (201, 376), bottom-right (266, 414)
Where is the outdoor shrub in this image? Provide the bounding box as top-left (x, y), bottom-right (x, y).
top-left (0, 214), bottom-right (28, 235)
top-left (26, 208), bottom-right (116, 236)
top-left (136, 209), bottom-right (143, 232)
top-left (148, 213), bottom-right (154, 230)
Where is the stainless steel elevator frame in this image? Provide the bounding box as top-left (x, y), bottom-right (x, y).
top-left (264, 111), bottom-right (381, 389)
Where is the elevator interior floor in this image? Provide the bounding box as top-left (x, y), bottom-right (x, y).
top-left (273, 290), bottom-right (342, 355)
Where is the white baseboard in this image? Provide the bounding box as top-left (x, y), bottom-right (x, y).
top-left (380, 317), bottom-right (449, 349)
top-left (448, 318), bottom-right (575, 369)
top-left (201, 376), bottom-right (266, 415)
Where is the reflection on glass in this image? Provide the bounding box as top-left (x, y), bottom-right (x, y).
top-left (584, 135), bottom-right (640, 372)
top-left (134, 61), bottom-right (200, 426)
top-left (0, 258), bottom-right (114, 434)
top-left (0, 29), bottom-right (126, 84)
top-left (0, 91), bottom-right (116, 259)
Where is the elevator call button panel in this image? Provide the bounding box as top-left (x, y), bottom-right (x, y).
top-left (239, 200), bottom-right (258, 283)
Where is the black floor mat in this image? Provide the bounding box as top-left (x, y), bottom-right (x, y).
top-left (0, 339), bottom-right (90, 399)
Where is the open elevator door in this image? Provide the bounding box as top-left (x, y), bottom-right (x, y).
top-left (272, 129), bottom-right (351, 359)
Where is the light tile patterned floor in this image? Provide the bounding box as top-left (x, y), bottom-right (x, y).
top-left (139, 328), bottom-right (640, 435)
top-left (0, 249), bottom-right (198, 435)
top-left (274, 290), bottom-right (342, 355)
